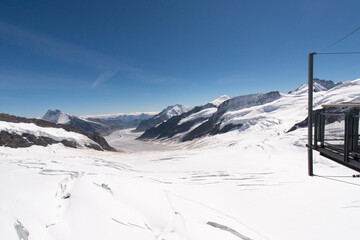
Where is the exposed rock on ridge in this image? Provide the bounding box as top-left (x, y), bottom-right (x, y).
top-left (139, 92), bottom-right (281, 142)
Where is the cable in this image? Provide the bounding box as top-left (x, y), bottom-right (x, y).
top-left (317, 51), bottom-right (360, 55)
top-left (317, 26), bottom-right (360, 53)
top-left (312, 174), bottom-right (360, 178)
top-left (313, 174), bottom-right (360, 187)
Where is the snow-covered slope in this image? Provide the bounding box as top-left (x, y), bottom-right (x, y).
top-left (42, 109), bottom-right (71, 124)
top-left (135, 104), bottom-right (192, 132)
top-left (139, 92), bottom-right (281, 141)
top-left (138, 95), bottom-right (234, 140)
top-left (140, 79), bottom-right (360, 142)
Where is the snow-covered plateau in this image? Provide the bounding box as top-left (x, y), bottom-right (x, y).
top-left (1, 79), bottom-right (360, 240)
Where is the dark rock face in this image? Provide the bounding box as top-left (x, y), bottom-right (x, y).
top-left (85, 143), bottom-right (103, 151)
top-left (22, 133), bottom-right (58, 147)
top-left (0, 113), bottom-right (115, 151)
top-left (312, 79), bottom-right (338, 91)
top-left (60, 140), bottom-right (78, 148)
top-left (0, 131), bottom-right (32, 148)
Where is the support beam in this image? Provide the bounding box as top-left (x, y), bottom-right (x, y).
top-left (308, 52), bottom-right (316, 176)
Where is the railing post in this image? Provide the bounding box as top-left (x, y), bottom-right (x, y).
top-left (308, 52), bottom-right (316, 176)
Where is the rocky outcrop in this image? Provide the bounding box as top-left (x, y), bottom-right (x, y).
top-left (0, 131), bottom-right (79, 149)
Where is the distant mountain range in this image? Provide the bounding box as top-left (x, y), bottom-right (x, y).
top-left (40, 79), bottom-right (353, 143)
top-left (42, 110), bottom-right (149, 136)
top-left (2, 78), bottom-right (359, 150)
top-left (138, 93), bottom-right (280, 141)
top-left (42, 105), bottom-right (192, 136)
top-left (81, 112), bottom-right (157, 123)
top-left (138, 79), bottom-right (360, 142)
top-left (288, 78), bottom-right (340, 94)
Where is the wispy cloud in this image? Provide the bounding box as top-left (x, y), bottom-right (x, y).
top-left (92, 68), bottom-right (121, 88)
top-left (0, 21), bottom-right (176, 87)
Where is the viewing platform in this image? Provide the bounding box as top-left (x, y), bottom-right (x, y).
top-left (313, 103), bottom-right (360, 172)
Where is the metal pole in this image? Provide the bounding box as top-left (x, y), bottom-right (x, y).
top-left (308, 52), bottom-right (316, 176)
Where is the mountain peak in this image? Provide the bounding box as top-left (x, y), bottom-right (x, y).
top-left (290, 78), bottom-right (340, 94)
top-left (42, 109), bottom-right (71, 124)
top-left (156, 104), bottom-right (192, 119)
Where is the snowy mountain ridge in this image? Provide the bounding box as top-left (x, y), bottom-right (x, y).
top-left (135, 104), bottom-right (192, 132)
top-left (139, 79), bottom-right (360, 143)
top-left (0, 113), bottom-right (115, 151)
top-left (139, 91), bottom-right (281, 141)
top-left (154, 104), bottom-right (193, 120)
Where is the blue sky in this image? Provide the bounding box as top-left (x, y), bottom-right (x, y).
top-left (0, 0), bottom-right (360, 117)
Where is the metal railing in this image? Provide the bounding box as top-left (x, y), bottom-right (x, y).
top-left (313, 107), bottom-right (360, 171)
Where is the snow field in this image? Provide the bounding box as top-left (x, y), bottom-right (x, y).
top-left (1, 79), bottom-right (360, 239)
